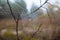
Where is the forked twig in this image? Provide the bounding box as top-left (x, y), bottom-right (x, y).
top-left (7, 0), bottom-right (19, 40)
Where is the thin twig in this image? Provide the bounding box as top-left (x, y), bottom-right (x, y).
top-left (30, 0), bottom-right (48, 14)
top-left (7, 0), bottom-right (19, 40)
top-left (32, 23), bottom-right (42, 37)
top-left (42, 7), bottom-right (52, 24)
top-left (14, 0), bottom-right (49, 18)
top-left (29, 0), bottom-right (49, 40)
top-left (29, 23), bottom-right (42, 40)
top-left (7, 0), bottom-right (16, 21)
top-left (22, 0), bottom-right (49, 17)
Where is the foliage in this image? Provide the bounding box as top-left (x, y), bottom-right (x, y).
top-left (0, 0), bottom-right (27, 19)
top-left (2, 31), bottom-right (16, 40)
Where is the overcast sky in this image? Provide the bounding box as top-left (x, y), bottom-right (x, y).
top-left (24, 0), bottom-right (60, 11)
top-left (9, 0), bottom-right (60, 12)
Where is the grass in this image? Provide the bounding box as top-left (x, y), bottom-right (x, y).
top-left (0, 15), bottom-right (60, 40)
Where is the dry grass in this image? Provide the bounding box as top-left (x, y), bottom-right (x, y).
top-left (0, 15), bottom-right (60, 40)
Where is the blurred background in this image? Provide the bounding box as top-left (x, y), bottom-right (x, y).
top-left (0, 0), bottom-right (60, 40)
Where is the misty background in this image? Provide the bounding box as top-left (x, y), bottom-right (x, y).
top-left (0, 0), bottom-right (60, 40)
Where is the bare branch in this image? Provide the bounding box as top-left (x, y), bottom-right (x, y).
top-left (42, 7), bottom-right (52, 24)
top-left (7, 0), bottom-right (19, 40)
top-left (30, 23), bottom-right (42, 39)
top-left (22, 0), bottom-right (49, 18)
top-left (7, 0), bottom-right (16, 21)
top-left (30, 0), bottom-right (48, 14)
top-left (15, 0), bottom-right (49, 18)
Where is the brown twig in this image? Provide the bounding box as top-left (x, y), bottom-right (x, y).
top-left (28, 0), bottom-right (49, 40)
top-left (42, 7), bottom-right (52, 24)
top-left (29, 23), bottom-right (43, 40)
top-left (7, 0), bottom-right (16, 21)
top-left (7, 0), bottom-right (19, 40)
top-left (22, 0), bottom-right (49, 17)
top-left (30, 0), bottom-right (48, 14)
